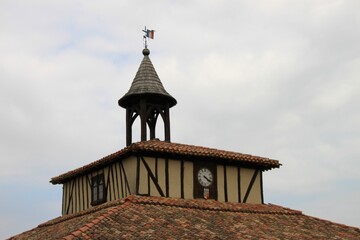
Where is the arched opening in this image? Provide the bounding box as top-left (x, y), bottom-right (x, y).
top-left (156, 115), bottom-right (165, 141)
top-left (132, 117), bottom-right (141, 143)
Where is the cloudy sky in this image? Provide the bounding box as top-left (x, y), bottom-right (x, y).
top-left (1, 0), bottom-right (360, 238)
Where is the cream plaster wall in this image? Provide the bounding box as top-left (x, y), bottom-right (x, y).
top-left (217, 165), bottom-right (225, 202)
top-left (226, 166), bottom-right (238, 202)
top-left (168, 160), bottom-right (181, 198)
top-left (183, 161), bottom-right (193, 199)
top-left (136, 157), bottom-right (193, 199)
top-left (122, 156), bottom-right (137, 195)
top-left (138, 157), bottom-right (147, 195)
top-left (112, 162), bottom-right (120, 199)
top-left (246, 171), bottom-right (262, 204)
top-left (240, 167), bottom-right (252, 202)
top-left (157, 158), bottom-right (166, 195)
top-left (239, 168), bottom-right (262, 203)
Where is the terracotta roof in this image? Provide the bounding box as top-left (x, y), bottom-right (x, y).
top-left (51, 140), bottom-right (281, 184)
top-left (118, 48), bottom-right (177, 108)
top-left (10, 195), bottom-right (360, 240)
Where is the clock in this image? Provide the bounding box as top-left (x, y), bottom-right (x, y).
top-left (197, 168), bottom-right (213, 187)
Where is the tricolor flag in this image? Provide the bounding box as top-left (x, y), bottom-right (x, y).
top-left (146, 30), bottom-right (155, 39)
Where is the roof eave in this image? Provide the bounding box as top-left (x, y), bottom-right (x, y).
top-left (50, 143), bottom-right (281, 184)
top-left (118, 93), bottom-right (177, 108)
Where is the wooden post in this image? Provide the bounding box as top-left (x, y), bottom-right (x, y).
top-left (164, 104), bottom-right (170, 142)
top-left (140, 99), bottom-right (147, 141)
top-left (126, 108), bottom-right (132, 146)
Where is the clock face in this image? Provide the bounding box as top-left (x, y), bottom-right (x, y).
top-left (197, 168), bottom-right (213, 187)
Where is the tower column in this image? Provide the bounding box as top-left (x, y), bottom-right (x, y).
top-left (140, 99), bottom-right (147, 141)
top-left (164, 104), bottom-right (171, 142)
top-left (126, 108), bottom-right (132, 146)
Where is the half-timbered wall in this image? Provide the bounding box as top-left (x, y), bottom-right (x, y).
top-left (217, 166), bottom-right (262, 204)
top-left (136, 157), bottom-right (194, 199)
top-left (62, 159), bottom-right (135, 215)
top-left (61, 156), bottom-right (263, 215)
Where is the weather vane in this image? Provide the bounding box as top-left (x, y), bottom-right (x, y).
top-left (143, 26), bottom-right (155, 48)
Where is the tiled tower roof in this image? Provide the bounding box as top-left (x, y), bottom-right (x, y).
top-left (118, 48), bottom-right (177, 108)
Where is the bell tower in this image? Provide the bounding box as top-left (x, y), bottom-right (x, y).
top-left (118, 48), bottom-right (177, 146)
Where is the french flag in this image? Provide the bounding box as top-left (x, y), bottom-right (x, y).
top-left (146, 30), bottom-right (155, 39)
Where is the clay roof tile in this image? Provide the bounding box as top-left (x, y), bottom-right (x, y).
top-left (50, 140), bottom-right (281, 184)
top-left (10, 195), bottom-right (360, 240)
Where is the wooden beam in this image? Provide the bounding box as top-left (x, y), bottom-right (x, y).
top-left (118, 162), bottom-right (124, 198)
top-left (120, 162), bottom-right (131, 195)
top-left (126, 108), bottom-right (132, 146)
top-left (181, 159), bottom-right (184, 198)
top-left (62, 185), bottom-right (65, 215)
top-left (164, 104), bottom-right (170, 142)
top-left (141, 157), bottom-right (165, 197)
top-left (147, 168), bottom-right (151, 195)
top-left (243, 170), bottom-right (259, 203)
top-left (155, 157), bottom-right (158, 179)
top-left (84, 175), bottom-right (89, 209)
top-left (74, 178), bottom-right (78, 213)
top-left (223, 165), bottom-right (228, 202)
top-left (66, 180), bottom-right (76, 215)
top-left (81, 176), bottom-right (85, 212)
top-left (85, 174), bottom-right (91, 209)
top-left (110, 164), bottom-right (116, 200)
top-left (130, 111), bottom-right (139, 123)
top-left (165, 158), bottom-right (169, 197)
top-left (136, 156), bottom-right (140, 194)
top-left (237, 167), bottom-right (241, 203)
top-left (114, 162), bottom-right (121, 199)
top-left (260, 171), bottom-right (264, 204)
top-left (140, 99), bottom-right (147, 141)
top-left (106, 167), bottom-right (112, 201)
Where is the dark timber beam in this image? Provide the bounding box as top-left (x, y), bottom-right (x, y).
top-left (164, 104), bottom-right (170, 142)
top-left (243, 170), bottom-right (259, 203)
top-left (141, 157), bottom-right (165, 197)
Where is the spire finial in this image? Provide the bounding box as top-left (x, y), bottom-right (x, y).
top-left (142, 26), bottom-right (155, 49)
top-left (142, 48), bottom-right (150, 56)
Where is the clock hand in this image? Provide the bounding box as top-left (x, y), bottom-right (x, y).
top-left (204, 176), bottom-right (211, 182)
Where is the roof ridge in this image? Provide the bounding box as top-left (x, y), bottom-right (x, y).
top-left (127, 195), bottom-right (302, 215)
top-left (37, 196), bottom-right (304, 230)
top-left (140, 140), bottom-right (279, 160)
top-left (267, 203), bottom-right (303, 214)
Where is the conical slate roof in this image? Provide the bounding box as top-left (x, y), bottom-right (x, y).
top-left (118, 48), bottom-right (177, 108)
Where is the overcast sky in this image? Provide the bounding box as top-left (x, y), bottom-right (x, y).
top-left (1, 0), bottom-right (360, 238)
